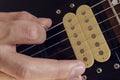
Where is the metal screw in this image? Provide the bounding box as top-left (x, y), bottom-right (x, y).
top-left (81, 11), bottom-right (86, 15)
top-left (70, 26), bottom-right (75, 30)
top-left (82, 75), bottom-right (87, 80)
top-left (85, 19), bottom-right (89, 23)
top-left (114, 63), bottom-right (120, 69)
top-left (70, 3), bottom-right (75, 8)
top-left (56, 9), bottom-right (61, 14)
top-left (95, 42), bottom-right (100, 47)
top-left (96, 68), bottom-right (102, 74)
top-left (88, 25), bottom-right (93, 31)
top-left (77, 41), bottom-right (81, 45)
top-left (68, 19), bottom-right (72, 22)
top-left (83, 57), bottom-right (88, 62)
top-left (91, 34), bottom-right (96, 39)
top-left (73, 33), bottom-right (78, 38)
top-left (99, 50), bottom-right (104, 55)
top-left (80, 49), bottom-right (85, 54)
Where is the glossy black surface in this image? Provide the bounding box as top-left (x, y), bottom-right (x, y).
top-left (0, 0), bottom-right (120, 80)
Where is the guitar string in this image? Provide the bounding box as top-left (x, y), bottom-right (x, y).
top-left (20, 11), bottom-right (120, 54)
top-left (21, 9), bottom-right (120, 55)
top-left (19, 1), bottom-right (119, 53)
top-left (47, 0), bottom-right (106, 32)
top-left (31, 23), bottom-right (120, 57)
top-left (47, 2), bottom-right (119, 40)
top-left (17, 0), bottom-right (106, 48)
top-left (65, 41), bottom-right (120, 59)
top-left (30, 13), bottom-right (120, 57)
top-left (58, 44), bottom-right (120, 59)
top-left (55, 1), bottom-right (120, 59)
top-left (48, 24), bottom-right (120, 58)
top-left (49, 24), bottom-right (120, 58)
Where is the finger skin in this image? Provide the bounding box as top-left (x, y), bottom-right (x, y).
top-left (8, 20), bottom-right (46, 44)
top-left (0, 11), bottom-right (36, 22)
top-left (0, 45), bottom-right (85, 80)
top-left (0, 11), bottom-right (85, 80)
top-left (0, 19), bottom-right (52, 44)
top-left (0, 71), bottom-right (16, 80)
top-left (37, 18), bottom-right (52, 28)
top-left (0, 11), bottom-right (52, 44)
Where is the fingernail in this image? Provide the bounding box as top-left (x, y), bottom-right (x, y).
top-left (40, 25), bottom-right (48, 31)
top-left (71, 65), bottom-right (85, 76)
top-left (38, 18), bottom-right (52, 27)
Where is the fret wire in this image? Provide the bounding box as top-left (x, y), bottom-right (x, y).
top-left (30, 13), bottom-right (120, 57)
top-left (108, 0), bottom-right (120, 24)
top-left (19, 2), bottom-right (120, 53)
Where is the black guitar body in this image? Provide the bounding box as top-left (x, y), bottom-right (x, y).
top-left (0, 0), bottom-right (120, 80)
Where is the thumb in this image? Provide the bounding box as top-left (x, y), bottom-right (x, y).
top-left (0, 50), bottom-right (85, 80)
top-left (58, 60), bottom-right (85, 80)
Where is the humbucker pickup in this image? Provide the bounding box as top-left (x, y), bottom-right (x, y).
top-left (63, 5), bottom-right (111, 68)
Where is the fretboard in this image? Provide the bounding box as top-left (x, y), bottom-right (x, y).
top-left (108, 0), bottom-right (120, 24)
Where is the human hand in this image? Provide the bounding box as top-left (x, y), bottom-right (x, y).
top-left (0, 11), bottom-right (85, 80)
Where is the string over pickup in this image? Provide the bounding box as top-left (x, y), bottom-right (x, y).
top-left (63, 5), bottom-right (111, 68)
top-left (76, 5), bottom-right (111, 62)
top-left (63, 13), bottom-right (94, 68)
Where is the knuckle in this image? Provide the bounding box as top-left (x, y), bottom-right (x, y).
top-left (20, 11), bottom-right (29, 14)
top-left (18, 65), bottom-right (32, 80)
top-left (16, 11), bottom-right (31, 19)
top-left (0, 23), bottom-right (10, 40)
top-left (39, 27), bottom-right (46, 43)
top-left (23, 23), bottom-right (39, 41)
top-left (19, 11), bottom-right (30, 16)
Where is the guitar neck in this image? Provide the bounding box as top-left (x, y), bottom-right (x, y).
top-left (108, 0), bottom-right (120, 24)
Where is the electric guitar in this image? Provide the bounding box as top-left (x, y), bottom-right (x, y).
top-left (0, 0), bottom-right (120, 80)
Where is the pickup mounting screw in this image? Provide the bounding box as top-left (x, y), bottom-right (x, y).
top-left (70, 3), bottom-right (75, 8)
top-left (56, 9), bottom-right (61, 14)
top-left (96, 68), bottom-right (102, 74)
top-left (82, 75), bottom-right (87, 80)
top-left (114, 63), bottom-right (120, 69)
